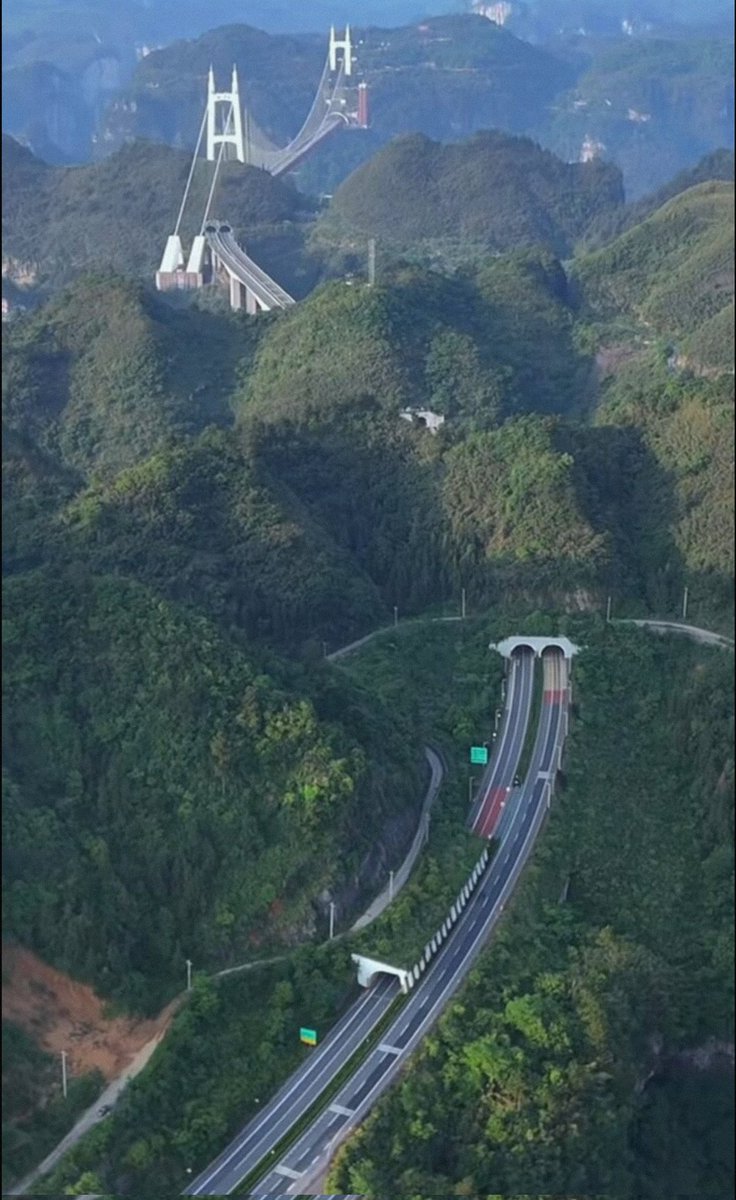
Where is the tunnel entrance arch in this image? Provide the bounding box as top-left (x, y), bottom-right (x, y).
top-left (492, 636), bottom-right (579, 661)
top-left (351, 953), bottom-right (413, 994)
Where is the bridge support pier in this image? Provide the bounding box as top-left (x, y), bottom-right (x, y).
top-left (229, 273), bottom-right (243, 311)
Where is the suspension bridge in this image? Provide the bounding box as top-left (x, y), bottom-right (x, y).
top-left (155, 25), bottom-right (367, 313)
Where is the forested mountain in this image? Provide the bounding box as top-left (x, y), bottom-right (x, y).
top-left (28, 11), bottom-right (729, 200)
top-left (3, 567), bottom-right (420, 1011)
top-left (545, 34), bottom-right (734, 199)
top-left (580, 148), bottom-right (735, 250)
top-left (2, 142), bottom-right (733, 1192)
top-left (572, 181), bottom-right (735, 372)
top-left (314, 129), bottom-right (623, 259)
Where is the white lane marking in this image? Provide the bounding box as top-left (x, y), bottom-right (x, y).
top-left (254, 669), bottom-right (571, 1195)
top-left (191, 982), bottom-right (385, 1193)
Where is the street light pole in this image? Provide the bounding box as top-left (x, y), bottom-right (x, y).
top-left (389, 870), bottom-right (394, 901)
top-left (682, 586), bottom-right (689, 621)
top-left (393, 605), bottom-right (398, 627)
top-left (329, 901), bottom-right (336, 940)
top-left (606, 595), bottom-right (612, 623)
top-left (186, 959), bottom-right (193, 991)
top-left (61, 1050), bottom-right (68, 1099)
top-left (461, 588), bottom-right (466, 620)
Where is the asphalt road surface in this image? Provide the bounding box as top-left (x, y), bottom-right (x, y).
top-left (254, 650), bottom-right (567, 1196)
top-left (185, 651), bottom-right (539, 1197)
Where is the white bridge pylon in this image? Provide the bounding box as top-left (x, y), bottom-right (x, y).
top-left (156, 26), bottom-right (364, 307)
top-left (329, 23), bottom-right (353, 75)
top-left (206, 65), bottom-right (245, 163)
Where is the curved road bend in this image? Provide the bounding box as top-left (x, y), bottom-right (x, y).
top-left (468, 649), bottom-right (535, 839)
top-left (185, 650), bottom-right (537, 1196)
top-left (253, 650), bottom-right (567, 1197)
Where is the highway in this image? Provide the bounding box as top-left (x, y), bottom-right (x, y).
top-left (184, 650), bottom-right (538, 1196)
top-left (204, 226), bottom-right (295, 311)
top-left (253, 649), bottom-right (567, 1196)
top-left (468, 649), bottom-right (535, 838)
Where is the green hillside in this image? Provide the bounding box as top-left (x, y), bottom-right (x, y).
top-left (2, 148), bottom-right (734, 1193)
top-left (580, 148), bottom-right (735, 251)
top-left (2, 569), bottom-right (419, 1011)
top-left (572, 181), bottom-right (735, 371)
top-left (1, 275), bottom-right (255, 480)
top-left (315, 130), bottom-right (623, 260)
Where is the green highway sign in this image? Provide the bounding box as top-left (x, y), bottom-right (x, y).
top-left (470, 746), bottom-right (488, 765)
top-left (300, 1027), bottom-right (318, 1046)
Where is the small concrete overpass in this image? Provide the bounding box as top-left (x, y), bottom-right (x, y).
top-left (491, 636), bottom-right (580, 660)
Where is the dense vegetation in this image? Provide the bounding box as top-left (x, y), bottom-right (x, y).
top-left (328, 621), bottom-right (734, 1196)
top-left (580, 148), bottom-right (735, 251)
top-left (2, 1022), bottom-right (103, 1190)
top-left (546, 34), bottom-right (734, 199)
top-left (315, 129), bottom-right (623, 259)
top-left (572, 182), bottom-right (735, 371)
top-left (2, 140), bottom-right (733, 1192)
top-left (2, 568), bottom-right (421, 1012)
top-left (26, 618), bottom-right (735, 1197)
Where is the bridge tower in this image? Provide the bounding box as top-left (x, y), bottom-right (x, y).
top-left (206, 65), bottom-right (246, 163)
top-left (329, 24), bottom-right (353, 76)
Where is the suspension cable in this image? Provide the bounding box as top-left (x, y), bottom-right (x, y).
top-left (174, 104), bottom-right (208, 236)
top-left (201, 102), bottom-right (234, 231)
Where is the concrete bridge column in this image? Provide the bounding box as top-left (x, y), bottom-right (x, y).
top-left (229, 273), bottom-right (243, 310)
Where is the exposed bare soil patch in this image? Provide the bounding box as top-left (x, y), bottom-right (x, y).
top-left (2, 942), bottom-right (177, 1080)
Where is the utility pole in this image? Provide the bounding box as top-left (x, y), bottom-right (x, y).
top-left (186, 959), bottom-right (193, 991)
top-left (682, 586), bottom-right (689, 621)
top-left (606, 595), bottom-right (612, 623)
top-left (468, 775), bottom-right (475, 805)
top-left (61, 1050), bottom-right (68, 1099)
top-left (368, 238), bottom-right (376, 286)
top-left (461, 588), bottom-right (466, 620)
top-left (389, 870), bottom-right (395, 901)
top-left (329, 901), bottom-right (336, 940)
